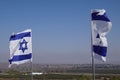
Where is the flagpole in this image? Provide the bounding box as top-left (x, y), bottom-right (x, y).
top-left (31, 29), bottom-right (33, 80)
top-left (91, 10), bottom-right (95, 80)
top-left (31, 30), bottom-right (33, 80)
top-left (91, 46), bottom-right (95, 80)
top-left (31, 61), bottom-right (33, 80)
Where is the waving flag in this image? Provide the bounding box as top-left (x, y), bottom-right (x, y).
top-left (91, 9), bottom-right (112, 62)
top-left (9, 29), bottom-right (32, 67)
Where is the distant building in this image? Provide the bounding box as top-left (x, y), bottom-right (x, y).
top-left (32, 72), bottom-right (43, 75)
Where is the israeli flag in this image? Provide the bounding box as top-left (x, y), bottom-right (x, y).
top-left (9, 29), bottom-right (32, 67)
top-left (91, 9), bottom-right (112, 62)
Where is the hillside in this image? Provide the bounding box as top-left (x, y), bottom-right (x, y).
top-left (0, 62), bottom-right (120, 74)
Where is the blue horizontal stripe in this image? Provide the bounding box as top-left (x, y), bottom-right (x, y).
top-left (9, 53), bottom-right (32, 64)
top-left (93, 45), bottom-right (107, 57)
top-left (10, 32), bottom-right (31, 41)
top-left (92, 12), bottom-right (110, 22)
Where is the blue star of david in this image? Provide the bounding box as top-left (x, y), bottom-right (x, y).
top-left (19, 39), bottom-right (28, 53)
top-left (96, 33), bottom-right (102, 44)
top-left (96, 33), bottom-right (100, 38)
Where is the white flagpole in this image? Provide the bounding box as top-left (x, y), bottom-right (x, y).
top-left (31, 61), bottom-right (33, 80)
top-left (31, 29), bottom-right (33, 80)
top-left (91, 44), bottom-right (95, 80)
top-left (91, 10), bottom-right (95, 80)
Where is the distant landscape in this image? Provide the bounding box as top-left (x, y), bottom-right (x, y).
top-left (0, 63), bottom-right (120, 80)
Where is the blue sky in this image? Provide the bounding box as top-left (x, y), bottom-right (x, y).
top-left (0, 0), bottom-right (120, 64)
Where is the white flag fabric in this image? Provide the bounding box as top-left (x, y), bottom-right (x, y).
top-left (9, 29), bottom-right (32, 67)
top-left (91, 9), bottom-right (112, 62)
